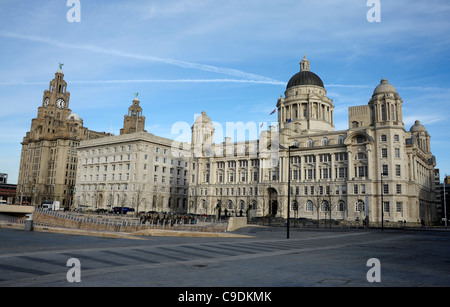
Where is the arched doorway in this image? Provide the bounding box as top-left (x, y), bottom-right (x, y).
top-left (267, 187), bottom-right (278, 216)
top-left (98, 194), bottom-right (104, 209)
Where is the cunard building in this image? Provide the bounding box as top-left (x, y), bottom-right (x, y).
top-left (189, 56), bottom-right (438, 226)
top-left (16, 67), bottom-right (111, 209)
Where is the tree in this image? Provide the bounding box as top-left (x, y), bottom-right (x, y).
top-left (313, 190), bottom-right (325, 227)
top-left (134, 184), bottom-right (145, 217)
top-left (119, 193), bottom-right (127, 216)
top-left (324, 191), bottom-right (338, 228)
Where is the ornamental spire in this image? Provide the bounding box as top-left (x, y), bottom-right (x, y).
top-left (300, 54), bottom-right (310, 72)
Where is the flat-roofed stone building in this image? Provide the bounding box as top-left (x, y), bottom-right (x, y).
top-left (75, 97), bottom-right (190, 213)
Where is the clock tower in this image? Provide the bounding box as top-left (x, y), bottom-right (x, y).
top-left (120, 95), bottom-right (146, 135)
top-left (41, 68), bottom-right (71, 120)
top-left (17, 67), bottom-right (111, 210)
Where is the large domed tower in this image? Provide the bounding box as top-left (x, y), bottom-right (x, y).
top-left (191, 111), bottom-right (215, 158)
top-left (277, 55), bottom-right (334, 133)
top-left (368, 78), bottom-right (404, 127)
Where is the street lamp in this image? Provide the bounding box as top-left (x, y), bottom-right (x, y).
top-left (380, 172), bottom-right (387, 231)
top-left (444, 174), bottom-right (447, 228)
top-left (287, 142), bottom-right (299, 239)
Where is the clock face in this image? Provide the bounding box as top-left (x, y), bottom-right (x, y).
top-left (43, 98), bottom-right (50, 108)
top-left (56, 98), bottom-right (66, 109)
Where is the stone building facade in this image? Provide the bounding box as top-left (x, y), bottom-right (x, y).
top-left (188, 56), bottom-right (438, 226)
top-left (74, 97), bottom-right (190, 213)
top-left (16, 69), bottom-right (111, 209)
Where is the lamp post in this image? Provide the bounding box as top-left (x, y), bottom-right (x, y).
top-left (444, 175), bottom-right (447, 228)
top-left (380, 172), bottom-right (387, 231)
top-left (287, 143), bottom-right (299, 239)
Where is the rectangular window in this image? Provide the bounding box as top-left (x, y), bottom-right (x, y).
top-left (384, 201), bottom-right (390, 213)
top-left (396, 184), bottom-right (402, 194)
top-left (354, 184), bottom-right (358, 194)
top-left (383, 184), bottom-right (389, 194)
top-left (358, 166), bottom-right (368, 178)
top-left (396, 202), bottom-right (402, 212)
top-left (229, 173), bottom-right (234, 182)
top-left (395, 148), bottom-right (400, 158)
top-left (322, 168), bottom-right (329, 179)
top-left (381, 148), bottom-right (388, 158)
top-left (396, 165), bottom-right (401, 176)
top-left (382, 165), bottom-right (389, 176)
top-left (338, 167), bottom-right (347, 178)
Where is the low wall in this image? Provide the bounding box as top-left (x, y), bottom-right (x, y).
top-left (227, 217), bottom-right (247, 232)
top-left (0, 205), bottom-right (34, 217)
top-left (34, 212), bottom-right (229, 233)
top-left (34, 212), bottom-right (141, 232)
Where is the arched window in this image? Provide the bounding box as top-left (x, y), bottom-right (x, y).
top-left (239, 200), bottom-right (245, 210)
top-left (251, 200), bottom-right (258, 210)
top-left (322, 137), bottom-right (329, 146)
top-left (356, 136), bottom-right (365, 144)
top-left (307, 139), bottom-right (314, 148)
top-left (306, 201), bottom-right (314, 211)
top-left (338, 201), bottom-right (346, 212)
top-left (227, 200), bottom-right (233, 210)
top-left (292, 200), bottom-right (299, 211)
top-left (321, 200), bottom-right (330, 212)
top-left (356, 200), bottom-right (365, 212)
top-left (338, 135), bottom-right (345, 145)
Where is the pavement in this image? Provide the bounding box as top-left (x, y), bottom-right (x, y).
top-left (0, 225), bottom-right (449, 290)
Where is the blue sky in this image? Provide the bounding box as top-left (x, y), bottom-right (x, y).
top-left (0, 0), bottom-right (449, 184)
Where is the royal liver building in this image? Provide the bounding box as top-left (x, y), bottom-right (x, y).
top-left (189, 56), bottom-right (438, 226)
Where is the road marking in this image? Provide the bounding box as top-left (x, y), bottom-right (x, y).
top-left (0, 233), bottom-right (407, 287)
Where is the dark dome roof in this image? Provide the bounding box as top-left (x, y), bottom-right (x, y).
top-left (286, 71), bottom-right (324, 90)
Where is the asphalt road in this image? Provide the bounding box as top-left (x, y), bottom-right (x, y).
top-left (0, 226), bottom-right (449, 288)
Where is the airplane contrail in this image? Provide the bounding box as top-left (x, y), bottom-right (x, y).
top-left (0, 31), bottom-right (281, 83)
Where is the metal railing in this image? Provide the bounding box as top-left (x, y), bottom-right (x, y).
top-left (0, 214), bottom-right (26, 225)
top-left (34, 209), bottom-right (228, 233)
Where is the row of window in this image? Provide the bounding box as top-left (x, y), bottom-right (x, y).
top-left (193, 183), bottom-right (404, 197)
top-left (213, 199), bottom-right (404, 213)
top-left (194, 186), bottom-right (260, 197)
top-left (300, 200), bottom-right (403, 213)
top-left (381, 147), bottom-right (402, 158)
top-left (79, 184), bottom-right (188, 195)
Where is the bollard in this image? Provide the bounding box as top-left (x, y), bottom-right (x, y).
top-left (24, 213), bottom-right (34, 232)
